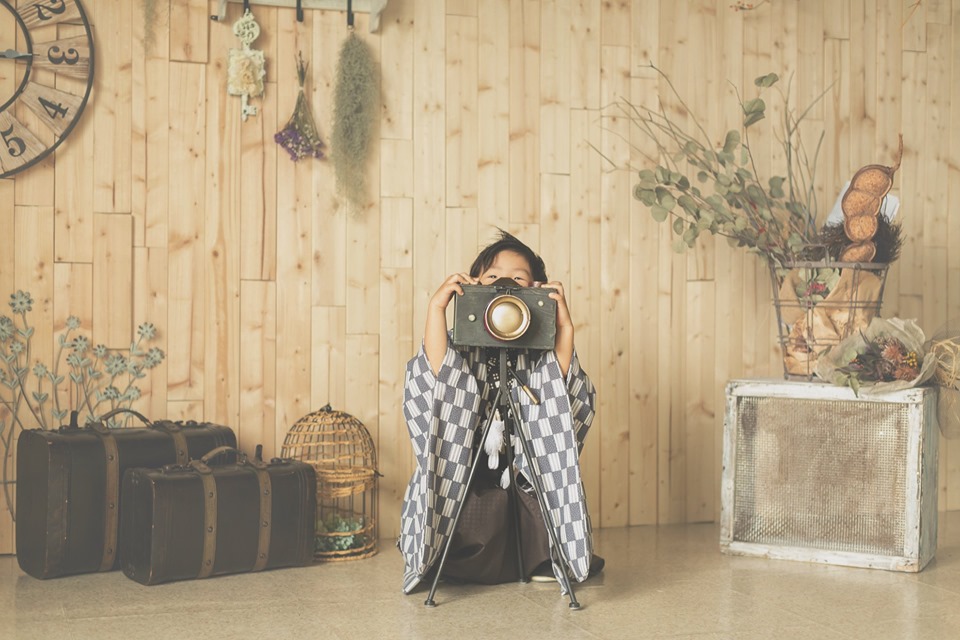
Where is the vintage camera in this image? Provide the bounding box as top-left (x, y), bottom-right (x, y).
top-left (452, 278), bottom-right (557, 350)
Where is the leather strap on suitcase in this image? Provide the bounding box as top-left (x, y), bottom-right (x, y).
top-left (189, 446), bottom-right (274, 578)
top-left (91, 421), bottom-right (120, 571)
top-left (150, 421), bottom-right (190, 466)
top-left (91, 408), bottom-right (195, 572)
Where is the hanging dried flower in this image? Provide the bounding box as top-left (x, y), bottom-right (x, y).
top-left (274, 53), bottom-right (326, 162)
top-left (331, 32), bottom-right (378, 210)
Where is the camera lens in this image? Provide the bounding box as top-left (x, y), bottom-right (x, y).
top-left (484, 295), bottom-right (531, 341)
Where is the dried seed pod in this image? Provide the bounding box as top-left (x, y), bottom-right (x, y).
top-left (850, 167), bottom-right (895, 197)
top-left (839, 241), bottom-right (877, 263)
top-left (848, 135), bottom-right (903, 200)
top-left (839, 135), bottom-right (903, 260)
top-left (841, 135), bottom-right (903, 221)
top-left (844, 213), bottom-right (879, 242)
top-left (840, 190), bottom-right (882, 218)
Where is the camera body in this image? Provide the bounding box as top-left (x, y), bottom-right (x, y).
top-left (452, 278), bottom-right (557, 351)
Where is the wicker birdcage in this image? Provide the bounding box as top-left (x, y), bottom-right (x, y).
top-left (280, 404), bottom-right (378, 561)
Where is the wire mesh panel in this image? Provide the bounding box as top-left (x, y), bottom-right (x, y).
top-left (721, 380), bottom-right (938, 572)
top-left (733, 396), bottom-right (908, 556)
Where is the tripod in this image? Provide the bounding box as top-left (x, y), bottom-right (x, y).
top-left (424, 348), bottom-right (581, 609)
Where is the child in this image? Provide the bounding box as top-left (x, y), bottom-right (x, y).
top-left (399, 230), bottom-right (598, 593)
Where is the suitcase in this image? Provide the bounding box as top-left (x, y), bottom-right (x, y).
top-left (16, 408), bottom-right (237, 579)
top-left (120, 446), bottom-right (316, 585)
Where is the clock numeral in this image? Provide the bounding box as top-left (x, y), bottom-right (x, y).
top-left (48, 46), bottom-right (80, 66)
top-left (21, 81), bottom-right (84, 136)
top-left (1, 125), bottom-right (27, 158)
top-left (36, 0), bottom-right (68, 22)
top-left (38, 96), bottom-right (69, 120)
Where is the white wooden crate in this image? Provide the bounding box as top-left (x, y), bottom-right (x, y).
top-left (720, 379), bottom-right (938, 572)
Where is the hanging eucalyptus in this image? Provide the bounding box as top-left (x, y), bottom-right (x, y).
top-left (331, 31), bottom-right (378, 211)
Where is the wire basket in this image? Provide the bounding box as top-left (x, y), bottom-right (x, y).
top-left (280, 404), bottom-right (379, 561)
top-left (769, 260), bottom-right (889, 380)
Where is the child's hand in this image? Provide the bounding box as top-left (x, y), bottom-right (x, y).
top-left (536, 281), bottom-right (574, 376)
top-left (425, 273), bottom-right (477, 374)
top-left (429, 273), bottom-right (477, 313)
top-left (536, 281), bottom-right (573, 330)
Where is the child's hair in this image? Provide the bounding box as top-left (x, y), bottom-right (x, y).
top-left (469, 228), bottom-right (548, 282)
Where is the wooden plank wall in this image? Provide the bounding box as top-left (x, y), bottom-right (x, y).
top-left (1, 0), bottom-right (959, 553)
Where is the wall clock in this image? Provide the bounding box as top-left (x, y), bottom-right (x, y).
top-left (0, 0), bottom-right (94, 179)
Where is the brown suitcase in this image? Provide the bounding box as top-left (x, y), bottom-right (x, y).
top-left (120, 446), bottom-right (316, 585)
top-left (16, 409), bottom-right (237, 579)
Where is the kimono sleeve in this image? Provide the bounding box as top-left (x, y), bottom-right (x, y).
top-left (511, 348), bottom-right (595, 583)
top-left (564, 351), bottom-right (597, 452)
top-left (402, 340), bottom-right (482, 458)
top-left (399, 340), bottom-right (483, 593)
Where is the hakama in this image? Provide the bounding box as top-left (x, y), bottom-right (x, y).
top-left (399, 336), bottom-right (596, 593)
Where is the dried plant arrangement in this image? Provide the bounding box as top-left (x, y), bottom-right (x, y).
top-left (275, 52), bottom-right (326, 162)
top-left (616, 64), bottom-right (910, 378)
top-left (331, 31), bottom-right (378, 212)
top-left (816, 317), bottom-right (935, 396)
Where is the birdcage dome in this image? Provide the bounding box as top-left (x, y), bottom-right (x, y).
top-left (281, 404), bottom-right (378, 560)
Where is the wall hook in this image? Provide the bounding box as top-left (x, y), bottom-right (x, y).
top-left (211, 1), bottom-right (388, 32)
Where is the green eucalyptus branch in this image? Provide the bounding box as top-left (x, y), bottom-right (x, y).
top-left (618, 64), bottom-right (831, 265)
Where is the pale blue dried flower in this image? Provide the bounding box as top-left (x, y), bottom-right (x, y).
top-left (104, 353), bottom-right (127, 376)
top-left (10, 341), bottom-right (24, 355)
top-left (144, 347), bottom-right (165, 369)
top-left (66, 316), bottom-right (81, 330)
top-left (93, 344), bottom-right (107, 359)
top-left (66, 353), bottom-right (83, 367)
top-left (137, 322), bottom-right (157, 341)
top-left (32, 363), bottom-right (48, 377)
top-left (125, 387), bottom-right (142, 401)
top-left (72, 335), bottom-right (90, 354)
top-left (9, 290), bottom-right (33, 314)
top-left (102, 385), bottom-right (121, 400)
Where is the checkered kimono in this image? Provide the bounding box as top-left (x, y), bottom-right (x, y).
top-left (399, 335), bottom-right (596, 593)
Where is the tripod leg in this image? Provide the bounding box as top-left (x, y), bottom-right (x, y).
top-left (502, 422), bottom-right (529, 583)
top-left (505, 392), bottom-right (581, 610)
top-left (424, 387), bottom-right (503, 607)
top-left (498, 345), bottom-right (530, 584)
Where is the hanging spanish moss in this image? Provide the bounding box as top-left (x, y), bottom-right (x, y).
top-left (142, 0), bottom-right (161, 55)
top-left (331, 32), bottom-right (378, 212)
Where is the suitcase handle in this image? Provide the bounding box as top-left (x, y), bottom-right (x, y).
top-left (200, 446), bottom-right (247, 465)
top-left (187, 446), bottom-right (270, 473)
top-left (94, 408), bottom-right (153, 431)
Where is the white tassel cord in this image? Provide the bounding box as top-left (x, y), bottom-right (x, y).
top-left (484, 412), bottom-right (505, 469)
